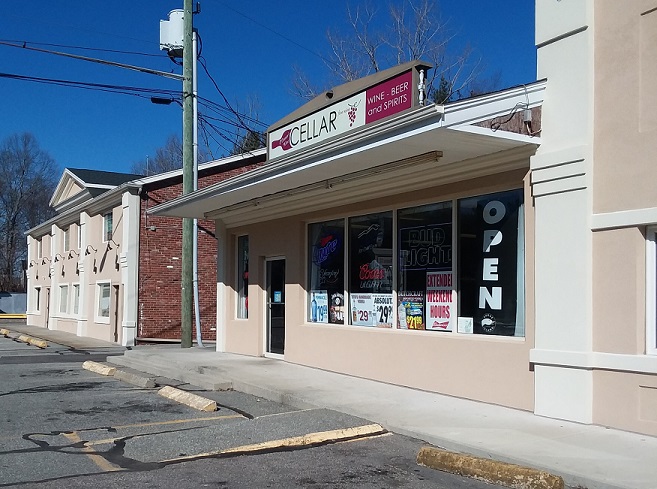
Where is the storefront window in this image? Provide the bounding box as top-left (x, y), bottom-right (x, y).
top-left (237, 235), bottom-right (249, 319)
top-left (458, 190), bottom-right (524, 336)
top-left (308, 219), bottom-right (344, 324)
top-left (397, 202), bottom-right (453, 331)
top-left (349, 212), bottom-right (393, 327)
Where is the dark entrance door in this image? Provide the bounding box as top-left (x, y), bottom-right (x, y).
top-left (266, 258), bottom-right (285, 355)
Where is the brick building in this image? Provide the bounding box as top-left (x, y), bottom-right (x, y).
top-left (25, 149), bottom-right (265, 345)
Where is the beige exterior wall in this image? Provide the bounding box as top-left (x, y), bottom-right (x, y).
top-left (221, 168), bottom-right (535, 410)
top-left (594, 370), bottom-right (657, 435)
top-left (26, 234), bottom-right (53, 329)
top-left (26, 200), bottom-right (126, 344)
top-left (593, 1), bottom-right (657, 213)
top-left (592, 227), bottom-right (646, 355)
top-left (587, 2), bottom-right (657, 436)
top-left (533, 0), bottom-right (657, 435)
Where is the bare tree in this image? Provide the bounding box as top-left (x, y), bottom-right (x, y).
top-left (0, 133), bottom-right (57, 291)
top-left (292, 0), bottom-right (494, 103)
top-left (131, 135), bottom-right (183, 176)
top-left (229, 96), bottom-right (267, 156)
top-left (131, 134), bottom-right (212, 176)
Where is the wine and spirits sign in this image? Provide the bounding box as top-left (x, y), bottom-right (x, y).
top-left (269, 70), bottom-right (414, 160)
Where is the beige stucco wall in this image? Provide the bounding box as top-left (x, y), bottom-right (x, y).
top-left (26, 233), bottom-right (54, 329)
top-left (592, 227), bottom-right (646, 355)
top-left (594, 369), bottom-right (657, 436)
top-left (26, 201), bottom-right (125, 343)
top-left (593, 1), bottom-right (657, 213)
top-left (221, 168), bottom-right (535, 410)
top-left (83, 206), bottom-right (123, 342)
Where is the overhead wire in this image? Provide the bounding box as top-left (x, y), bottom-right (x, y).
top-left (0, 39), bottom-right (164, 58)
top-left (0, 34), bottom-right (269, 156)
top-left (211, 0), bottom-right (337, 68)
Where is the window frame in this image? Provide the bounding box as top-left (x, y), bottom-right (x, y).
top-left (647, 227), bottom-right (657, 355)
top-left (58, 284), bottom-right (69, 315)
top-left (95, 281), bottom-right (111, 323)
top-left (64, 226), bottom-right (70, 252)
top-left (236, 235), bottom-right (249, 319)
top-left (34, 286), bottom-right (41, 314)
top-left (305, 188), bottom-right (526, 338)
top-left (307, 219), bottom-right (346, 325)
top-left (102, 212), bottom-right (113, 243)
top-left (71, 283), bottom-right (81, 316)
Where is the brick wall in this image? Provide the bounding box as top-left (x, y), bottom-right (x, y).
top-left (137, 159), bottom-right (263, 340)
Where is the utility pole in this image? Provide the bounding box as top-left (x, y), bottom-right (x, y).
top-left (181, 0), bottom-right (194, 348)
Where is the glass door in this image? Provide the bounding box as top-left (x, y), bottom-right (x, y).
top-left (266, 258), bottom-right (285, 355)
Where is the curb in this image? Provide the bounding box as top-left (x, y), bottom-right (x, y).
top-left (17, 334), bottom-right (31, 344)
top-left (161, 423), bottom-right (386, 463)
top-left (114, 369), bottom-right (157, 388)
top-left (417, 446), bottom-right (564, 489)
top-left (158, 385), bottom-right (217, 412)
top-left (82, 360), bottom-right (117, 376)
top-left (15, 334), bottom-right (48, 348)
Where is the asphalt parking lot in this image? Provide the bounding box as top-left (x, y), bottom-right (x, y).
top-left (0, 334), bottom-right (498, 488)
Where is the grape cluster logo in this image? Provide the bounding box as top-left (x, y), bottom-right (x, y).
top-left (347, 101), bottom-right (359, 126)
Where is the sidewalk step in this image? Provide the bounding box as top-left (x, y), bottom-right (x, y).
top-left (108, 353), bottom-right (232, 391)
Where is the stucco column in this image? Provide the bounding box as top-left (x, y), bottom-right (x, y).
top-left (49, 224), bottom-right (59, 330)
top-left (77, 212), bottom-right (89, 337)
top-left (215, 219), bottom-right (227, 352)
top-left (120, 191), bottom-right (140, 347)
top-left (530, 1), bottom-right (595, 423)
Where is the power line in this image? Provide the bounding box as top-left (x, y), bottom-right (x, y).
top-left (198, 55), bottom-right (266, 137)
top-left (0, 71), bottom-right (178, 99)
top-left (0, 39), bottom-right (165, 58)
top-left (0, 41), bottom-right (183, 81)
top-left (211, 0), bottom-right (336, 68)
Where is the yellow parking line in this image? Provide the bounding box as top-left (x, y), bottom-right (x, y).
top-left (62, 432), bottom-right (120, 472)
top-left (161, 423), bottom-right (386, 463)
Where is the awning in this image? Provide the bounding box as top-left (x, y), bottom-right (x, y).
top-left (150, 81), bottom-right (545, 227)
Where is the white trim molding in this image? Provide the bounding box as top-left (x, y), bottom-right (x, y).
top-left (592, 207), bottom-right (657, 231)
top-left (530, 348), bottom-right (657, 374)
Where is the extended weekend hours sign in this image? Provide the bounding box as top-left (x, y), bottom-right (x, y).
top-left (268, 71), bottom-right (414, 160)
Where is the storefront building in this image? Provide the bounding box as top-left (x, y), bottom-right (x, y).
top-left (152, 60), bottom-right (545, 411)
top-left (150, 2), bottom-right (657, 438)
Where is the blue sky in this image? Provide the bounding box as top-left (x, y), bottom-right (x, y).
top-left (1, 1), bottom-right (535, 175)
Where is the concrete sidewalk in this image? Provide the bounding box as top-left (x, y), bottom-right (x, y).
top-left (3, 322), bottom-right (655, 489)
